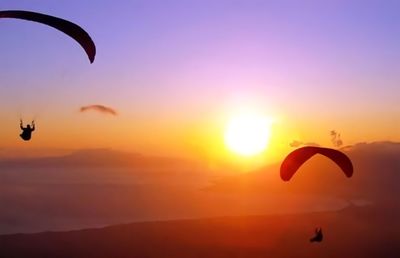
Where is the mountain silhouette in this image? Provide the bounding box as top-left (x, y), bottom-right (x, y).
top-left (0, 204), bottom-right (398, 258)
top-left (0, 148), bottom-right (195, 169)
top-left (207, 141), bottom-right (400, 204)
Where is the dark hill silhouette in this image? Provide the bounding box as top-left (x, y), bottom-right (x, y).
top-left (0, 204), bottom-right (398, 258)
top-left (207, 141), bottom-right (400, 204)
top-left (0, 148), bottom-right (197, 169)
top-left (0, 142), bottom-right (398, 236)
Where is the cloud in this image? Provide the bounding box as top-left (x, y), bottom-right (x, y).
top-left (289, 140), bottom-right (303, 148)
top-left (79, 105), bottom-right (118, 116)
top-left (289, 140), bottom-right (320, 148)
top-left (304, 142), bottom-right (320, 147)
top-left (330, 130), bottom-right (343, 148)
top-left (290, 130), bottom-right (346, 149)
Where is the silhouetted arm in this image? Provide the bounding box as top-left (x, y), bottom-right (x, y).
top-left (20, 120), bottom-right (23, 130)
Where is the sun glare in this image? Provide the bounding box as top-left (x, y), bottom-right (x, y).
top-left (224, 110), bottom-right (272, 156)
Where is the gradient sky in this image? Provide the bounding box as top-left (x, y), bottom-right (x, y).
top-left (0, 0), bottom-right (399, 163)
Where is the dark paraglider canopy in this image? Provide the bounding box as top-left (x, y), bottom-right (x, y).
top-left (280, 146), bottom-right (353, 181)
top-left (79, 104), bottom-right (118, 116)
top-left (0, 10), bottom-right (96, 63)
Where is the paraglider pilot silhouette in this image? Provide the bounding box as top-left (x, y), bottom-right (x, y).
top-left (19, 120), bottom-right (35, 141)
top-left (310, 227), bottom-right (323, 243)
top-left (280, 146), bottom-right (353, 243)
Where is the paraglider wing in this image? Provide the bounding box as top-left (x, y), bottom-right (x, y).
top-left (0, 10), bottom-right (96, 63)
top-left (280, 146), bottom-right (353, 181)
top-left (80, 104), bottom-right (117, 116)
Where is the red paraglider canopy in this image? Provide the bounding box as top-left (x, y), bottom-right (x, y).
top-left (280, 146), bottom-right (353, 181)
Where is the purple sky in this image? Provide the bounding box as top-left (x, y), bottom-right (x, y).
top-left (0, 0), bottom-right (399, 158)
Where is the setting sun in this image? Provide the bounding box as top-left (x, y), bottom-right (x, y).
top-left (224, 110), bottom-right (272, 156)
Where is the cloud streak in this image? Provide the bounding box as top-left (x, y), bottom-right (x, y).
top-left (289, 140), bottom-right (320, 148)
top-left (79, 105), bottom-right (118, 116)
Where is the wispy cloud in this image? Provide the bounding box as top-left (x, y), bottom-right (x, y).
top-left (330, 130), bottom-right (343, 148)
top-left (289, 140), bottom-right (320, 148)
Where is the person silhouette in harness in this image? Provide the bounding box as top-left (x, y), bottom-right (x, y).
top-left (20, 119), bottom-right (35, 141)
top-left (310, 227), bottom-right (323, 243)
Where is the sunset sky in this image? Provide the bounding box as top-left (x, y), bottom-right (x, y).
top-left (0, 0), bottom-right (399, 164)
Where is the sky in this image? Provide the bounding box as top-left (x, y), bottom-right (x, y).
top-left (0, 0), bottom-right (399, 164)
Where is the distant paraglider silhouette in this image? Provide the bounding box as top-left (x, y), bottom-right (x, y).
top-left (280, 146), bottom-right (353, 181)
top-left (280, 146), bottom-right (353, 242)
top-left (2, 10), bottom-right (96, 139)
top-left (79, 104), bottom-right (118, 116)
top-left (310, 228), bottom-right (323, 243)
top-left (0, 10), bottom-right (96, 63)
top-left (19, 120), bottom-right (35, 141)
